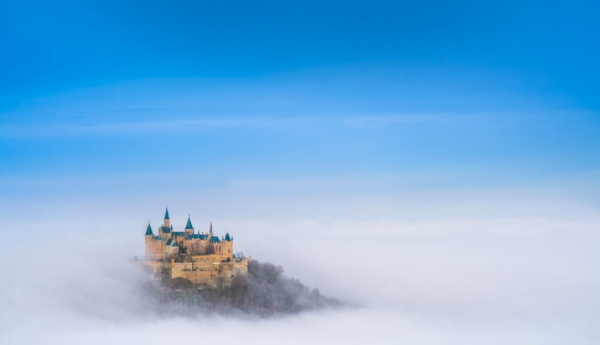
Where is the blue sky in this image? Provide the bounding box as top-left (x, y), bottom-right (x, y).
top-left (1, 0), bottom-right (600, 211)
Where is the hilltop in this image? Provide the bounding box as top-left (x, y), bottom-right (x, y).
top-left (141, 258), bottom-right (342, 317)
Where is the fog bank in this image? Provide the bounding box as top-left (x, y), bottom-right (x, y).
top-left (0, 183), bottom-right (599, 344)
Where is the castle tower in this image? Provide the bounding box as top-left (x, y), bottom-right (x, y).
top-left (209, 222), bottom-right (214, 237)
top-left (185, 215), bottom-right (194, 236)
top-left (144, 223), bottom-right (157, 260)
top-left (164, 207), bottom-right (170, 228)
top-left (223, 232), bottom-right (233, 259)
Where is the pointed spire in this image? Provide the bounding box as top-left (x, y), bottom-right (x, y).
top-left (185, 214), bottom-right (194, 229)
top-left (164, 207), bottom-right (170, 219)
top-left (145, 222), bottom-right (153, 235)
top-left (209, 222), bottom-right (214, 235)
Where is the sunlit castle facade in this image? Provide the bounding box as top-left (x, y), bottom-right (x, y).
top-left (144, 208), bottom-right (248, 285)
top-left (145, 208), bottom-right (234, 260)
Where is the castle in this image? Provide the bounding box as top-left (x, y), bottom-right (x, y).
top-left (143, 208), bottom-right (248, 285)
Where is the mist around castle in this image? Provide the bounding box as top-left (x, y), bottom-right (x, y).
top-left (139, 208), bottom-right (340, 316)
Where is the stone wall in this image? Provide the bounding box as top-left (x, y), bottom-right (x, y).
top-left (170, 258), bottom-right (249, 286)
top-left (144, 237), bottom-right (163, 260)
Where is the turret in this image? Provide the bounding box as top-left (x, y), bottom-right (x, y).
top-left (164, 207), bottom-right (170, 228)
top-left (145, 222), bottom-right (157, 260)
top-left (185, 215), bottom-right (194, 236)
top-left (145, 223), bottom-right (153, 237)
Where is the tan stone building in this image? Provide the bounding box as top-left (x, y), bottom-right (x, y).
top-left (144, 208), bottom-right (248, 285)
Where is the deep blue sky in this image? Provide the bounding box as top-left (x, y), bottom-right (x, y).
top-left (1, 0), bottom-right (598, 103)
top-left (1, 0), bottom-right (599, 204)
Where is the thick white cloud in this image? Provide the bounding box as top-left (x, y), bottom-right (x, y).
top-left (1, 178), bottom-right (599, 344)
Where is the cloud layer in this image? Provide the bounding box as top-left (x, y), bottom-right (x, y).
top-left (1, 180), bottom-right (599, 344)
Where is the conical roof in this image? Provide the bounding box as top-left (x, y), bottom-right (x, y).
top-left (185, 215), bottom-right (194, 229)
top-left (164, 207), bottom-right (170, 219)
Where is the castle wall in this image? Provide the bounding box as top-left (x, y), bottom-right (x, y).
top-left (145, 237), bottom-right (163, 260)
top-left (170, 258), bottom-right (248, 286)
top-left (189, 253), bottom-right (231, 263)
top-left (213, 241), bottom-right (233, 257)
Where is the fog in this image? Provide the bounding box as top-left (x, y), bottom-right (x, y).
top-left (1, 181), bottom-right (599, 344)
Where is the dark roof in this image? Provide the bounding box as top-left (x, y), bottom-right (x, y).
top-left (224, 233), bottom-right (231, 241)
top-left (145, 224), bottom-right (153, 235)
top-left (185, 216), bottom-right (194, 229)
top-left (166, 239), bottom-right (178, 246)
top-left (160, 226), bottom-right (171, 234)
top-left (164, 208), bottom-right (170, 219)
top-left (186, 234), bottom-right (208, 240)
top-left (154, 236), bottom-right (162, 240)
top-left (210, 236), bottom-right (221, 243)
top-left (172, 231), bottom-right (185, 236)
top-left (172, 241), bottom-right (179, 247)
